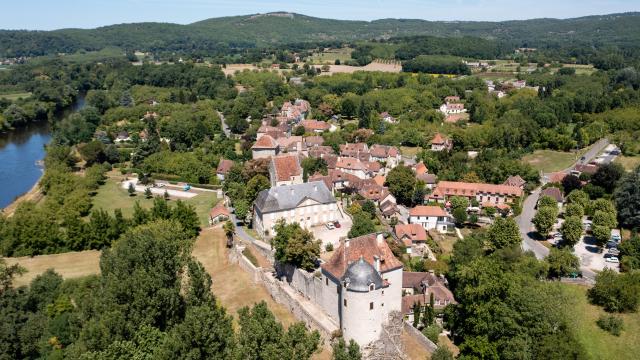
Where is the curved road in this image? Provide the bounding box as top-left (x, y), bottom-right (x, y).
top-left (516, 139), bottom-right (609, 280)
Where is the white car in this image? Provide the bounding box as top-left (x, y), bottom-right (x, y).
top-left (325, 222), bottom-right (335, 230)
top-left (605, 257), bottom-right (620, 263)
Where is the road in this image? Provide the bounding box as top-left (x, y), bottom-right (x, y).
top-left (218, 111), bottom-right (231, 138)
top-left (517, 138), bottom-right (610, 280)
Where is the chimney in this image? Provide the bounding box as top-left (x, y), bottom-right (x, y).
top-left (373, 255), bottom-right (380, 273)
top-left (376, 233), bottom-right (384, 245)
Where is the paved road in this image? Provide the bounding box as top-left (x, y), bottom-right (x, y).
top-left (517, 138), bottom-right (610, 276)
top-left (218, 111), bottom-right (232, 138)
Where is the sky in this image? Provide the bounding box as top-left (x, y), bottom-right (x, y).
top-left (3, 0), bottom-right (639, 30)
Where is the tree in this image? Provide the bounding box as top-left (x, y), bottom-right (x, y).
top-left (246, 175), bottom-right (270, 203)
top-left (620, 235), bottom-right (640, 271)
top-left (223, 220), bottom-right (235, 247)
top-left (348, 213), bottom-right (376, 238)
top-left (301, 157), bottom-right (328, 182)
top-left (562, 174), bottom-right (582, 194)
top-left (128, 182), bottom-right (136, 196)
top-left (385, 165), bottom-right (416, 206)
top-left (144, 187), bottom-right (152, 199)
top-left (0, 259), bottom-right (25, 293)
top-left (431, 346), bottom-right (454, 360)
top-left (332, 338), bottom-right (362, 360)
top-left (567, 190), bottom-right (589, 209)
top-left (592, 225), bottom-right (611, 247)
top-left (546, 248), bottom-right (579, 278)
top-left (589, 198), bottom-right (616, 216)
top-left (293, 125), bottom-right (306, 136)
top-left (450, 196), bottom-right (469, 211)
top-left (78, 140), bottom-right (106, 165)
top-left (452, 207), bottom-right (468, 226)
top-left (486, 217), bottom-right (521, 250)
top-left (564, 203), bottom-right (584, 218)
top-left (361, 200), bottom-right (376, 219)
top-left (560, 216), bottom-right (583, 247)
top-left (588, 269), bottom-right (640, 312)
top-left (615, 165), bottom-right (640, 230)
top-left (273, 220), bottom-right (321, 271)
top-left (593, 210), bottom-right (617, 229)
top-left (412, 303), bottom-right (421, 328)
top-left (533, 206), bottom-right (558, 237)
top-left (537, 195), bottom-right (558, 209)
top-left (234, 199), bottom-right (250, 224)
top-left (592, 163), bottom-right (625, 193)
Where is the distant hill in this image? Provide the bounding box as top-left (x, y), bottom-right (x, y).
top-left (1, 12), bottom-right (639, 57)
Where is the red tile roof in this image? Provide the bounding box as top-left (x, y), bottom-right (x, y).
top-left (430, 181), bottom-right (523, 198)
top-left (300, 119), bottom-right (331, 131)
top-left (370, 144), bottom-right (400, 158)
top-left (252, 134), bottom-right (278, 149)
top-left (336, 157), bottom-right (368, 171)
top-left (216, 159), bottom-right (234, 175)
top-left (322, 234), bottom-right (403, 280)
top-left (409, 206), bottom-right (448, 217)
top-left (210, 202), bottom-right (230, 219)
top-left (271, 154), bottom-right (302, 182)
top-left (431, 133), bottom-right (447, 145)
top-left (373, 175), bottom-right (386, 187)
top-left (414, 162), bottom-right (428, 175)
top-left (503, 175), bottom-right (526, 188)
top-left (395, 224), bottom-right (428, 246)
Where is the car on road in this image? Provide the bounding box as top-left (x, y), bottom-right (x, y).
top-left (605, 256), bottom-right (620, 264)
top-left (325, 222), bottom-right (335, 230)
top-left (608, 248), bottom-right (620, 256)
top-left (333, 221), bottom-right (341, 228)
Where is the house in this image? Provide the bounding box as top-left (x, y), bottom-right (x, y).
top-left (257, 123), bottom-right (287, 140)
top-left (380, 112), bottom-right (397, 124)
top-left (276, 136), bottom-right (305, 154)
top-left (114, 131), bottom-right (131, 143)
top-left (444, 96), bottom-right (460, 103)
top-left (573, 163), bottom-right (599, 176)
top-left (394, 224), bottom-right (428, 255)
top-left (408, 206), bottom-right (452, 233)
top-left (439, 103), bottom-right (466, 115)
top-left (269, 154), bottom-right (303, 187)
top-left (335, 157), bottom-right (371, 179)
top-left (428, 181), bottom-right (523, 207)
top-left (503, 175), bottom-right (526, 189)
top-left (321, 233), bottom-right (403, 346)
top-left (369, 145), bottom-right (401, 168)
top-left (300, 119), bottom-right (332, 133)
top-left (401, 271), bottom-right (456, 322)
top-left (281, 99), bottom-right (310, 122)
top-left (417, 173), bottom-right (438, 190)
top-left (340, 143), bottom-right (369, 158)
top-left (209, 202), bottom-right (230, 225)
top-left (358, 183), bottom-right (396, 206)
top-left (430, 133), bottom-right (452, 152)
top-left (539, 187), bottom-right (564, 209)
top-left (253, 181), bottom-right (338, 237)
top-left (216, 159), bottom-right (235, 181)
top-left (414, 162), bottom-right (428, 176)
top-left (251, 135), bottom-right (279, 159)
top-left (546, 171), bottom-right (568, 184)
top-left (445, 113), bottom-right (470, 123)
top-left (304, 136), bottom-right (324, 147)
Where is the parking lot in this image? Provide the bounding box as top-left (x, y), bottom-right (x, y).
top-left (311, 215), bottom-right (352, 249)
top-left (574, 235), bottom-right (620, 273)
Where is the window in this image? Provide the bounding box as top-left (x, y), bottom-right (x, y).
top-left (325, 277), bottom-right (328, 286)
top-left (369, 302), bottom-right (374, 310)
top-left (344, 299), bottom-right (347, 307)
top-left (369, 284), bottom-right (375, 291)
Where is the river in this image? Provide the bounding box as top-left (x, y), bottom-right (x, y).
top-left (0, 96), bottom-right (85, 209)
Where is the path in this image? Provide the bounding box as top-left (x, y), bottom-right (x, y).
top-left (517, 138), bottom-right (610, 277)
top-left (218, 110), bottom-right (232, 138)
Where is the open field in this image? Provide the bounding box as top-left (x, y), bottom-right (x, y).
top-left (91, 177), bottom-right (219, 226)
top-left (615, 155), bottom-right (640, 171)
top-left (308, 48), bottom-right (353, 64)
top-left (564, 284), bottom-right (640, 360)
top-left (0, 92), bottom-right (32, 101)
top-left (3, 250), bottom-right (101, 287)
top-left (314, 60), bottom-right (402, 75)
top-left (221, 64), bottom-right (260, 76)
top-left (558, 64), bottom-right (596, 75)
top-left (522, 149), bottom-right (583, 173)
top-left (400, 146), bottom-right (420, 158)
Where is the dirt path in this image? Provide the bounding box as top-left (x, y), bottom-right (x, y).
top-left (3, 250), bottom-right (101, 287)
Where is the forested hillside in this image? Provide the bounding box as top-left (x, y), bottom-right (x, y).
top-left (1, 12), bottom-right (640, 57)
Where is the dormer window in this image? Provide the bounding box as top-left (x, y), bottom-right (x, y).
top-left (369, 283), bottom-right (375, 291)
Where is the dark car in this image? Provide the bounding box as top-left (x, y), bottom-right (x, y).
top-left (334, 221), bottom-right (341, 228)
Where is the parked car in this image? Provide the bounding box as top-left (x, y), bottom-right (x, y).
top-left (333, 221), bottom-right (341, 228)
top-left (606, 241), bottom-right (618, 249)
top-left (608, 248), bottom-right (620, 256)
top-left (325, 222), bottom-right (335, 230)
top-left (605, 256), bottom-right (620, 263)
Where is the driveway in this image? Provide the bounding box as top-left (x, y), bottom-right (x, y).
top-left (574, 235), bottom-right (619, 274)
top-left (310, 216), bottom-right (352, 249)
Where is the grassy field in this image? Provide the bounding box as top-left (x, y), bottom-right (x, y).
top-left (564, 284), bottom-right (640, 360)
top-left (400, 146), bottom-right (420, 158)
top-left (91, 178), bottom-right (219, 227)
top-left (0, 92), bottom-right (32, 101)
top-left (3, 250), bottom-right (101, 287)
top-left (522, 149), bottom-right (582, 173)
top-left (308, 48), bottom-right (353, 64)
top-left (615, 155), bottom-right (640, 171)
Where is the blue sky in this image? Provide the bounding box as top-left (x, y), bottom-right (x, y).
top-left (3, 0), bottom-right (639, 30)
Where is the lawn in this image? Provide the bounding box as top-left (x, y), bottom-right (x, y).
top-left (91, 178), bottom-right (219, 227)
top-left (563, 284), bottom-right (640, 360)
top-left (4, 250), bottom-right (101, 287)
top-left (615, 155), bottom-right (640, 171)
top-left (400, 146), bottom-right (420, 158)
top-left (522, 149), bottom-right (582, 173)
top-left (0, 92), bottom-right (32, 101)
top-left (308, 48), bottom-right (353, 64)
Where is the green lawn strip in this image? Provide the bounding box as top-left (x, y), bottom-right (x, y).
top-left (91, 178), bottom-right (218, 226)
top-left (562, 284), bottom-right (640, 360)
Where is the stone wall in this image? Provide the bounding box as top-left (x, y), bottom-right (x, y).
top-left (230, 245), bottom-right (338, 343)
top-left (402, 320), bottom-right (438, 353)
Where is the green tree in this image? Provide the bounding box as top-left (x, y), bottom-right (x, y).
top-left (564, 203), bottom-right (584, 218)
top-left (348, 213), bottom-right (376, 238)
top-left (619, 235), bottom-right (640, 271)
top-left (562, 175), bottom-right (582, 194)
top-left (431, 346), bottom-right (454, 360)
top-left (615, 165), bottom-right (640, 230)
top-left (560, 216), bottom-right (583, 248)
top-left (592, 225), bottom-right (611, 247)
top-left (486, 217), bottom-right (521, 250)
top-left (246, 175), bottom-right (270, 203)
top-left (144, 187), bottom-right (152, 199)
top-left (412, 303), bottom-right (421, 328)
top-left (546, 248), bottom-right (579, 278)
top-left (592, 210), bottom-right (617, 229)
top-left (385, 165), bottom-right (416, 206)
top-left (128, 182), bottom-right (136, 196)
top-left (588, 269), bottom-right (640, 312)
top-left (301, 157), bottom-right (328, 182)
top-left (592, 163), bottom-right (625, 193)
top-left (450, 196), bottom-right (469, 211)
top-left (361, 200), bottom-right (376, 219)
top-left (272, 220), bottom-right (321, 271)
top-left (567, 190), bottom-right (589, 209)
top-left (537, 195), bottom-right (558, 209)
top-left (533, 206), bottom-right (558, 237)
top-left (332, 338), bottom-right (362, 360)
top-left (452, 207), bottom-right (468, 226)
top-left (234, 199), bottom-right (250, 224)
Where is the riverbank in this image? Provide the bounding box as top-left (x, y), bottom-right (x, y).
top-left (1, 180), bottom-right (43, 217)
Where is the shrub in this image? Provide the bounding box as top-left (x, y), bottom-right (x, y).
top-left (596, 315), bottom-right (624, 336)
top-left (422, 324), bottom-right (442, 343)
top-left (242, 247), bottom-right (259, 267)
top-left (325, 243), bottom-right (334, 252)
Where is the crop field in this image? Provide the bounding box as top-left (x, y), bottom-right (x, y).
top-left (308, 48), bottom-right (353, 64)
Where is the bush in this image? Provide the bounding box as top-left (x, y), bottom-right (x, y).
top-left (597, 315), bottom-right (624, 336)
top-left (588, 269), bottom-right (640, 312)
top-left (422, 324), bottom-right (442, 343)
top-left (242, 247), bottom-right (259, 267)
top-left (325, 243), bottom-right (334, 252)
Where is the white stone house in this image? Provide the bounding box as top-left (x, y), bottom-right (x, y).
top-left (408, 206), bottom-right (452, 233)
